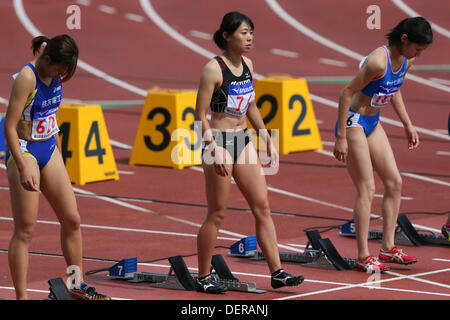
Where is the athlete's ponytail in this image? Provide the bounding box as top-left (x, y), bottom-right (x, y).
top-left (386, 17), bottom-right (433, 46)
top-left (213, 12), bottom-right (254, 50)
top-left (31, 35), bottom-right (50, 56)
top-left (31, 34), bottom-right (79, 83)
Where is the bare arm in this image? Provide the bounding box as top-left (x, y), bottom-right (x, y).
top-left (4, 67), bottom-right (40, 191)
top-left (390, 58), bottom-right (419, 149)
top-left (334, 50), bottom-right (386, 162)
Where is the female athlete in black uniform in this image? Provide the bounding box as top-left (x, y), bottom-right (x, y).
top-left (194, 12), bottom-right (304, 293)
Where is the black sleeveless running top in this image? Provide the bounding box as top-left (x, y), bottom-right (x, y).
top-left (210, 56), bottom-right (255, 117)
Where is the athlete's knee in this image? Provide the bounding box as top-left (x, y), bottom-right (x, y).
top-left (206, 209), bottom-right (226, 228)
top-left (13, 224), bottom-right (36, 243)
top-left (385, 175), bottom-right (402, 195)
top-left (60, 211), bottom-right (81, 232)
top-left (251, 199), bottom-right (271, 220)
top-left (358, 181), bottom-right (376, 201)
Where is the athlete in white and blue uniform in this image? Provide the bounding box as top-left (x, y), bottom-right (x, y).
top-left (335, 45), bottom-right (408, 137)
top-left (5, 62), bottom-right (62, 169)
top-left (333, 17), bottom-right (432, 273)
top-left (4, 35), bottom-right (110, 300)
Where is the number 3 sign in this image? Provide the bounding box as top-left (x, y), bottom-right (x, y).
top-left (129, 90), bottom-right (201, 169)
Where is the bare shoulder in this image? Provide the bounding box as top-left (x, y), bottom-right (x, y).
top-left (200, 58), bottom-right (222, 82)
top-left (361, 47), bottom-right (386, 78)
top-left (10, 64), bottom-right (36, 98)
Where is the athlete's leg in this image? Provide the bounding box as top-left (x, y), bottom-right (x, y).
top-left (7, 156), bottom-right (40, 300)
top-left (232, 142), bottom-right (281, 273)
top-left (197, 146), bottom-right (233, 278)
top-left (368, 125), bottom-right (402, 251)
top-left (40, 148), bottom-right (83, 282)
top-left (346, 127), bottom-right (376, 261)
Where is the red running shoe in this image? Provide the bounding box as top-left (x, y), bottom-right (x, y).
top-left (379, 246), bottom-right (417, 265)
top-left (70, 283), bottom-right (111, 300)
top-left (356, 256), bottom-right (390, 273)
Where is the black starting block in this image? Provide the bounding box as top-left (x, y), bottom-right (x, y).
top-left (395, 215), bottom-right (449, 247)
top-left (47, 278), bottom-right (73, 300)
top-left (340, 215), bottom-right (449, 247)
top-left (230, 231), bottom-right (357, 271)
top-left (109, 254), bottom-right (266, 293)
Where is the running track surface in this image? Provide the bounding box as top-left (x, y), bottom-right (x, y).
top-left (0, 0), bottom-right (449, 301)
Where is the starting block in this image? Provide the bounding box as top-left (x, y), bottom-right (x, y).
top-left (230, 231), bottom-right (357, 271)
top-left (229, 235), bottom-right (258, 257)
top-left (340, 216), bottom-right (449, 247)
top-left (108, 254), bottom-right (266, 293)
top-left (395, 215), bottom-right (449, 247)
top-left (340, 219), bottom-right (383, 240)
top-left (47, 278), bottom-right (73, 300)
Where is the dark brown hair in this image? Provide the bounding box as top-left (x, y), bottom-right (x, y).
top-left (31, 34), bottom-right (79, 83)
top-left (386, 17), bottom-right (433, 46)
top-left (213, 12), bottom-right (254, 50)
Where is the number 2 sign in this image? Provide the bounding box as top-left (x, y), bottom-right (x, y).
top-left (250, 77), bottom-right (323, 154)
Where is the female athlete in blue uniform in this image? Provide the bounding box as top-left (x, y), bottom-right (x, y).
top-left (334, 17), bottom-right (433, 272)
top-left (4, 35), bottom-right (109, 300)
top-left (194, 12), bottom-right (303, 293)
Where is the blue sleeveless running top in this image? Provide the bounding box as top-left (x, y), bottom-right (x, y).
top-left (360, 46), bottom-right (408, 108)
top-left (210, 56), bottom-right (254, 117)
top-left (21, 62), bottom-right (62, 140)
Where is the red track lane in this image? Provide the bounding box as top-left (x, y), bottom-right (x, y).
top-left (0, 0), bottom-right (449, 301)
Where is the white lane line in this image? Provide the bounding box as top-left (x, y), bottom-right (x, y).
top-left (0, 216), bottom-right (239, 241)
top-left (436, 151), bottom-right (450, 156)
top-left (189, 30), bottom-right (212, 40)
top-left (265, 0), bottom-right (450, 93)
top-left (270, 48), bottom-right (299, 58)
top-left (318, 58), bottom-right (348, 67)
top-left (139, 0), bottom-right (215, 60)
top-left (386, 270), bottom-right (450, 290)
top-left (433, 259), bottom-right (450, 263)
top-left (110, 139), bottom-right (133, 150)
top-left (0, 96), bottom-right (8, 105)
top-left (13, 0), bottom-right (147, 97)
top-left (98, 5), bottom-right (117, 15)
top-left (430, 78), bottom-right (450, 86)
top-left (401, 172), bottom-right (450, 187)
top-left (276, 267), bottom-right (450, 300)
top-left (391, 0), bottom-right (450, 38)
top-left (75, 0), bottom-right (91, 6)
top-left (125, 13), bottom-right (145, 23)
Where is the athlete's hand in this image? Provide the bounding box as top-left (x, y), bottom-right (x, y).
top-left (19, 167), bottom-right (40, 192)
top-left (212, 145), bottom-right (231, 176)
top-left (405, 125), bottom-right (419, 149)
top-left (263, 142), bottom-right (279, 168)
top-left (334, 137), bottom-right (348, 163)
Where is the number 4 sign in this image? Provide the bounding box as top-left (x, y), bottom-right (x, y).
top-left (57, 104), bottom-right (119, 185)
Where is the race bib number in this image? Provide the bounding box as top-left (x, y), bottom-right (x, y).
top-left (225, 81), bottom-right (254, 117)
top-left (370, 92), bottom-right (394, 107)
top-left (32, 113), bottom-right (59, 140)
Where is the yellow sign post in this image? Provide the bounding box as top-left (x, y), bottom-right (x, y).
top-left (251, 77), bottom-right (322, 154)
top-left (57, 104), bottom-right (119, 185)
top-left (129, 90), bottom-right (201, 169)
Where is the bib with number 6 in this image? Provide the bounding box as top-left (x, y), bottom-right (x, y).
top-left (32, 113), bottom-right (59, 140)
